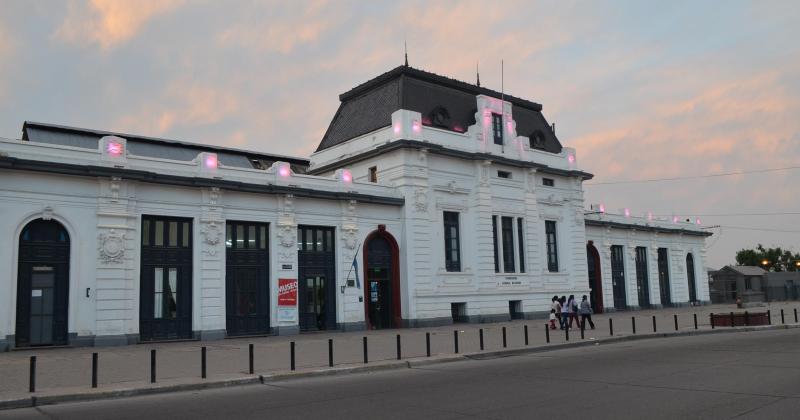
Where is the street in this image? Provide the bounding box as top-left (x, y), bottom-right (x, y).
top-left (4, 328), bottom-right (799, 420)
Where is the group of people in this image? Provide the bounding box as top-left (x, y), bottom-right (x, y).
top-left (549, 294), bottom-right (595, 330)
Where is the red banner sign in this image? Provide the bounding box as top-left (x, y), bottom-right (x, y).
top-left (278, 278), bottom-right (298, 306)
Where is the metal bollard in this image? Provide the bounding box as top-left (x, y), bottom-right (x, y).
top-left (479, 328), bottom-right (484, 350)
top-left (693, 313), bottom-right (698, 330)
top-left (652, 315), bottom-right (657, 333)
top-left (329, 339), bottom-right (334, 367)
top-left (201, 346), bottom-right (207, 379)
top-left (632, 317), bottom-right (636, 334)
top-left (609, 318), bottom-right (614, 336)
top-left (396, 334), bottom-right (402, 360)
top-left (426, 332), bottom-right (431, 357)
top-left (290, 341), bottom-right (295, 371)
top-left (730, 311), bottom-right (735, 327)
top-left (363, 336), bottom-right (368, 364)
top-left (781, 309), bottom-right (785, 324)
top-left (565, 325), bottom-right (570, 341)
top-left (545, 324), bottom-right (550, 343)
top-left (454, 330), bottom-right (459, 354)
top-left (710, 313), bottom-right (715, 329)
top-left (768, 310), bottom-right (772, 325)
top-left (502, 327), bottom-right (507, 348)
top-left (524, 325), bottom-right (529, 346)
top-left (150, 349), bottom-right (156, 383)
top-left (580, 322), bottom-right (585, 339)
top-left (674, 314), bottom-right (679, 331)
top-left (29, 356), bottom-right (36, 393)
top-left (249, 344), bottom-right (254, 374)
top-left (92, 352), bottom-right (98, 388)
top-left (745, 311), bottom-right (750, 326)
top-left (795, 308), bottom-right (798, 323)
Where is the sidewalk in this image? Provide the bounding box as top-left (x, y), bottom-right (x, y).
top-left (2, 301), bottom-right (798, 408)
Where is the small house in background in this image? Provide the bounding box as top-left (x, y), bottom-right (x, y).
top-left (708, 266), bottom-right (766, 304)
top-left (764, 272), bottom-right (800, 301)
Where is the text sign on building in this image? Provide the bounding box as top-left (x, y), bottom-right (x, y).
top-left (278, 278), bottom-right (298, 306)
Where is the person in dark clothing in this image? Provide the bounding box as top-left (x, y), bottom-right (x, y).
top-left (579, 295), bottom-right (595, 329)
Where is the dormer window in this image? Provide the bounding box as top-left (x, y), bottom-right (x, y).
top-left (530, 130), bottom-right (546, 150)
top-left (492, 113), bottom-right (503, 145)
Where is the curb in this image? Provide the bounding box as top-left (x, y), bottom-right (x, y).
top-left (2, 323), bottom-right (798, 410)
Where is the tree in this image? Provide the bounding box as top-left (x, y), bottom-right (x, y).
top-left (735, 244), bottom-right (800, 272)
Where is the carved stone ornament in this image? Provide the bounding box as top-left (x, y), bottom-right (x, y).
top-left (413, 188), bottom-right (428, 213)
top-left (98, 229), bottom-right (125, 263)
top-left (341, 224), bottom-right (358, 249)
top-left (200, 221), bottom-right (223, 256)
top-left (41, 206), bottom-right (54, 221)
top-left (209, 187), bottom-right (220, 206)
top-left (278, 250), bottom-right (294, 262)
top-left (277, 222), bottom-right (296, 248)
top-left (110, 177), bottom-right (121, 200)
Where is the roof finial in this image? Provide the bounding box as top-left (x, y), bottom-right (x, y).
top-left (404, 40), bottom-right (408, 67)
top-left (476, 61), bottom-right (481, 87)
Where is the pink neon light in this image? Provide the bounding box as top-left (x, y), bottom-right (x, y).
top-left (393, 124), bottom-right (400, 134)
top-left (624, 208), bottom-right (631, 218)
top-left (204, 154), bottom-right (218, 169)
top-left (107, 142), bottom-right (123, 156)
top-left (279, 164), bottom-right (290, 177)
top-left (696, 218), bottom-right (702, 225)
top-left (342, 169), bottom-right (352, 183)
top-left (599, 204), bottom-right (605, 214)
top-left (647, 211), bottom-right (653, 222)
top-left (412, 121), bottom-right (421, 132)
top-left (672, 216), bottom-right (679, 223)
top-left (506, 121), bottom-right (513, 132)
top-left (567, 154), bottom-right (575, 164)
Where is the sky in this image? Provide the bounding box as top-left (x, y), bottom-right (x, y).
top-left (0, 0), bottom-right (798, 269)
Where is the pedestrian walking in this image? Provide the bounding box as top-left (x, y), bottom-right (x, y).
top-left (549, 309), bottom-right (558, 330)
top-left (551, 296), bottom-right (563, 329)
top-left (579, 295), bottom-right (595, 330)
top-left (567, 295), bottom-right (581, 328)
top-left (560, 296), bottom-right (569, 329)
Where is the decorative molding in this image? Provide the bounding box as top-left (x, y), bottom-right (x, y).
top-left (277, 221), bottom-right (296, 248)
top-left (209, 187), bottom-right (220, 206)
top-left (413, 187), bottom-right (428, 213)
top-left (432, 180), bottom-right (469, 195)
top-left (98, 229), bottom-right (125, 264)
top-left (109, 177), bottom-right (122, 201)
top-left (41, 205), bottom-right (54, 221)
top-left (200, 220), bottom-right (223, 256)
top-left (341, 223), bottom-right (359, 250)
top-left (278, 249), bottom-right (294, 262)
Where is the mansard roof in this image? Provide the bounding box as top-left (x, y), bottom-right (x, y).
top-left (316, 65), bottom-right (563, 153)
top-left (22, 121), bottom-right (310, 173)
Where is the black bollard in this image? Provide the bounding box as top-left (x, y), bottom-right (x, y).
top-left (329, 339), bottom-right (334, 367)
top-left (426, 332), bottom-right (431, 357)
top-left (730, 311), bottom-right (735, 327)
top-left (710, 313), bottom-right (715, 329)
top-left (201, 346), bottom-right (207, 379)
top-left (479, 328), bottom-right (484, 350)
top-left (745, 311), bottom-right (750, 326)
top-left (29, 356), bottom-right (36, 393)
top-left (674, 314), bottom-right (679, 331)
top-left (632, 317), bottom-right (636, 334)
top-left (363, 336), bottom-right (368, 364)
top-left (795, 308), bottom-right (798, 323)
top-left (652, 315), bottom-right (657, 333)
top-left (454, 330), bottom-right (459, 354)
top-left (609, 318), bottom-right (614, 336)
top-left (150, 349), bottom-right (156, 383)
top-left (290, 341), bottom-right (295, 371)
top-left (781, 309), bottom-right (785, 324)
top-left (502, 327), bottom-right (507, 348)
top-left (694, 313), bottom-right (698, 330)
top-left (565, 325), bottom-right (570, 341)
top-left (249, 344), bottom-right (254, 374)
top-left (580, 321), bottom-right (585, 339)
top-left (92, 352), bottom-right (98, 388)
top-left (768, 310), bottom-right (772, 325)
top-left (545, 324), bottom-right (550, 343)
top-left (524, 325), bottom-right (529, 346)
top-left (396, 334), bottom-right (402, 360)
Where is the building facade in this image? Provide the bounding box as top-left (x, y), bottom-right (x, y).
top-left (0, 65), bottom-right (711, 350)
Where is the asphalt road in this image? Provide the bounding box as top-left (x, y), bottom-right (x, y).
top-left (4, 328), bottom-right (800, 420)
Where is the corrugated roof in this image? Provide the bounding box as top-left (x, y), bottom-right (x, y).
top-left (316, 65), bottom-right (562, 153)
top-left (22, 121), bottom-right (310, 172)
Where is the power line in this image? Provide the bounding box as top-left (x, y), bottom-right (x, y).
top-left (714, 225), bottom-right (800, 233)
top-left (586, 165), bottom-right (800, 186)
top-left (652, 211), bottom-right (800, 217)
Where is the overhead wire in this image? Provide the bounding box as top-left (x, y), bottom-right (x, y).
top-left (586, 165), bottom-right (800, 186)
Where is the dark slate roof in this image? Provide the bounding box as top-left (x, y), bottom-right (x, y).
top-left (22, 121), bottom-right (310, 173)
top-left (724, 266), bottom-right (766, 276)
top-left (316, 65), bottom-right (563, 153)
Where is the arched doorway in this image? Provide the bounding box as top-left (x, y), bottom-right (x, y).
top-left (586, 241), bottom-right (604, 313)
top-left (686, 253), bottom-right (697, 303)
top-left (16, 219), bottom-right (70, 347)
top-left (363, 226), bottom-right (400, 329)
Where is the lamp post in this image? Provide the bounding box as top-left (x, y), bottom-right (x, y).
top-left (761, 259), bottom-right (770, 271)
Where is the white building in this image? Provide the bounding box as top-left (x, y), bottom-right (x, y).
top-left (0, 65), bottom-right (710, 350)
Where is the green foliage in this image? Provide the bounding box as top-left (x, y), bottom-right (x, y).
top-left (735, 244), bottom-right (800, 272)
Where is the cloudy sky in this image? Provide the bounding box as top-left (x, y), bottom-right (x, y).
top-left (0, 0), bottom-right (798, 268)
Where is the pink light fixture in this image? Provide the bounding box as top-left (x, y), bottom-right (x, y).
top-left (341, 169), bottom-right (352, 183)
top-left (672, 216), bottom-right (679, 223)
top-left (647, 211), bottom-right (653, 221)
top-left (107, 141), bottom-right (123, 157)
top-left (567, 154), bottom-right (575, 164)
top-left (204, 154), bottom-right (218, 169)
top-left (696, 218), bottom-right (702, 225)
top-left (393, 124), bottom-right (401, 134)
top-left (624, 208), bottom-right (631, 218)
top-left (412, 121), bottom-right (421, 133)
top-left (278, 164), bottom-right (291, 178)
top-left (599, 204), bottom-right (606, 214)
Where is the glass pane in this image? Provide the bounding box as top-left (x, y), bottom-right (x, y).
top-left (315, 229), bottom-right (324, 251)
top-left (154, 268), bottom-right (163, 318)
top-left (236, 225), bottom-right (244, 248)
top-left (260, 226), bottom-right (267, 249)
top-left (248, 226), bottom-right (256, 248)
top-left (168, 221), bottom-right (178, 246)
top-left (297, 228), bottom-right (302, 251)
top-left (168, 268), bottom-right (178, 319)
top-left (325, 230), bottom-right (333, 252)
top-left (155, 221), bottom-right (164, 246)
top-left (142, 220), bottom-right (150, 246)
top-left (154, 268), bottom-right (163, 292)
top-left (226, 224), bottom-right (232, 248)
top-left (182, 222), bottom-right (190, 247)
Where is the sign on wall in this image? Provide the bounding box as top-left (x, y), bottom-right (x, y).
top-left (278, 278), bottom-right (298, 306)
